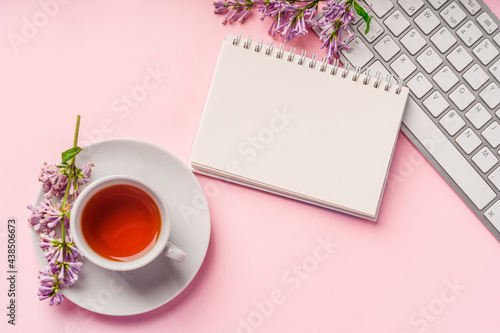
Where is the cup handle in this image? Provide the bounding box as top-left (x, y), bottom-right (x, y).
top-left (160, 242), bottom-right (187, 263)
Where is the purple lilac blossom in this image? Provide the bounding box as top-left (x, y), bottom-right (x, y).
top-left (37, 268), bottom-right (64, 306)
top-left (39, 162), bottom-right (68, 199)
top-left (27, 200), bottom-right (68, 231)
top-left (215, 0), bottom-right (253, 24)
top-left (213, 0), bottom-right (370, 61)
top-left (37, 230), bottom-right (84, 305)
top-left (319, 0), bottom-right (355, 61)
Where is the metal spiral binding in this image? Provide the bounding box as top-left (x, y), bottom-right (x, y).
top-left (233, 33), bottom-right (405, 94)
top-left (384, 74), bottom-right (393, 91)
top-left (233, 33), bottom-right (242, 46)
top-left (363, 68), bottom-right (372, 85)
top-left (265, 41), bottom-right (274, 55)
top-left (395, 78), bottom-right (404, 94)
top-left (374, 72), bottom-right (382, 88)
top-left (243, 35), bottom-right (252, 49)
top-left (309, 53), bottom-right (317, 69)
top-left (287, 47), bottom-right (296, 62)
top-left (297, 50), bottom-right (307, 65)
top-left (319, 56), bottom-right (328, 72)
top-left (352, 66), bottom-right (362, 81)
top-left (330, 59), bottom-right (339, 75)
top-left (276, 44), bottom-right (285, 59)
top-left (255, 38), bottom-right (263, 52)
top-left (341, 63), bottom-right (351, 78)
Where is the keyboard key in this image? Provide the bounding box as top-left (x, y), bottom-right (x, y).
top-left (402, 98), bottom-right (495, 209)
top-left (447, 45), bottom-right (473, 71)
top-left (473, 39), bottom-right (499, 65)
top-left (374, 35), bottom-right (400, 61)
top-left (484, 200), bottom-right (500, 231)
top-left (342, 37), bottom-right (374, 67)
top-left (440, 2), bottom-right (466, 28)
top-left (480, 82), bottom-right (500, 109)
top-left (488, 167), bottom-right (500, 191)
top-left (466, 103), bottom-right (491, 129)
top-left (433, 66), bottom-right (459, 92)
top-left (401, 29), bottom-right (427, 55)
top-left (423, 91), bottom-right (449, 117)
top-left (383, 10), bottom-right (410, 36)
top-left (398, 0), bottom-right (424, 16)
top-left (430, 27), bottom-right (457, 53)
top-left (363, 0), bottom-right (394, 18)
top-left (416, 47), bottom-right (443, 73)
top-left (495, 33), bottom-right (500, 47)
top-left (407, 72), bottom-right (433, 98)
top-left (415, 8), bottom-right (441, 35)
top-left (440, 109), bottom-right (466, 135)
top-left (482, 121), bottom-right (500, 148)
top-left (429, 0), bottom-right (448, 10)
top-left (367, 60), bottom-right (391, 79)
top-left (459, 0), bottom-right (481, 15)
top-left (456, 20), bottom-right (483, 47)
top-left (490, 59), bottom-right (500, 82)
top-left (390, 53), bottom-right (417, 79)
top-left (477, 12), bottom-right (498, 34)
top-left (456, 128), bottom-right (482, 154)
top-left (359, 19), bottom-right (384, 43)
top-left (472, 146), bottom-right (498, 172)
top-left (450, 84), bottom-right (475, 110)
top-left (463, 64), bottom-right (489, 90)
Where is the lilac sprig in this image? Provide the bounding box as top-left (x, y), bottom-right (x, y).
top-left (27, 200), bottom-right (69, 232)
top-left (212, 0), bottom-right (372, 62)
top-left (28, 115), bottom-right (90, 306)
top-left (319, 1), bottom-right (356, 59)
top-left (39, 161), bottom-right (94, 200)
top-left (37, 231), bottom-right (83, 305)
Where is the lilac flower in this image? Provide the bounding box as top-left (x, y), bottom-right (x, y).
top-left (28, 200), bottom-right (68, 231)
top-left (39, 230), bottom-right (82, 265)
top-left (212, 0), bottom-right (372, 62)
top-left (78, 162), bottom-right (94, 186)
top-left (27, 204), bottom-right (43, 231)
top-left (62, 162), bottom-right (95, 200)
top-left (61, 261), bottom-right (83, 286)
top-left (213, 1), bottom-right (228, 13)
top-left (37, 268), bottom-right (64, 306)
top-left (31, 115), bottom-right (87, 307)
top-left (303, 8), bottom-right (317, 27)
top-left (39, 230), bottom-right (57, 251)
top-left (256, 0), bottom-right (288, 22)
top-left (38, 162), bottom-right (94, 200)
top-left (37, 229), bottom-right (83, 305)
top-left (281, 9), bottom-right (308, 42)
top-left (215, 0), bottom-right (253, 24)
top-left (319, 0), bottom-right (356, 61)
top-left (39, 162), bottom-right (68, 199)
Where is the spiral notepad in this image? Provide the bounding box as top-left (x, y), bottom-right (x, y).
top-left (191, 34), bottom-right (410, 220)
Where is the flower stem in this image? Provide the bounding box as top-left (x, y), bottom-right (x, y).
top-left (60, 115), bottom-right (81, 243)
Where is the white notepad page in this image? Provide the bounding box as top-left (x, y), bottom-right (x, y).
top-left (191, 35), bottom-right (409, 220)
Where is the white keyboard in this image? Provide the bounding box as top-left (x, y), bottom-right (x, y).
top-left (315, 0), bottom-right (500, 241)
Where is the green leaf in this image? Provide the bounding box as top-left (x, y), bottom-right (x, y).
top-left (353, 2), bottom-right (372, 34)
top-left (61, 146), bottom-right (82, 164)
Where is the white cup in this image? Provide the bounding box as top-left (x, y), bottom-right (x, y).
top-left (70, 175), bottom-right (187, 271)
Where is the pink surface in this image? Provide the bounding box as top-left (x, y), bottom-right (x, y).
top-left (2, 1), bottom-right (500, 332)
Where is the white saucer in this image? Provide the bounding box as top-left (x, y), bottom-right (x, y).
top-left (31, 139), bottom-right (211, 316)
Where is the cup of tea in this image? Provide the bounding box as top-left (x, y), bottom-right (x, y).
top-left (70, 175), bottom-right (187, 271)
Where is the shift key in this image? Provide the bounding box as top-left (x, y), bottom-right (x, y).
top-left (341, 37), bottom-right (374, 68)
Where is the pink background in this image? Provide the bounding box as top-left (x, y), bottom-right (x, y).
top-left (2, 1), bottom-right (500, 332)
